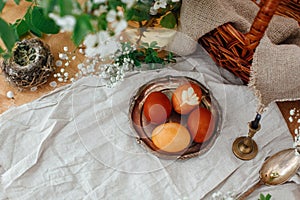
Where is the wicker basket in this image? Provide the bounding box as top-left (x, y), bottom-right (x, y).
top-left (199, 0), bottom-right (300, 83)
top-left (261, 0), bottom-right (300, 25)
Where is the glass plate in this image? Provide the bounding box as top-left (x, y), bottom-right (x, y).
top-left (129, 76), bottom-right (222, 159)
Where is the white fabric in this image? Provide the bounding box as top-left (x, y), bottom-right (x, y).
top-left (0, 48), bottom-right (299, 199)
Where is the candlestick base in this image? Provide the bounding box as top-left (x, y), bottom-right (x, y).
top-left (232, 136), bottom-right (258, 160)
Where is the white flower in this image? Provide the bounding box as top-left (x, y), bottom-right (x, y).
top-left (84, 36), bottom-right (96, 49)
top-left (121, 0), bottom-right (135, 8)
top-left (112, 19), bottom-right (128, 34)
top-left (93, 0), bottom-right (106, 3)
top-left (180, 87), bottom-right (199, 106)
top-left (106, 10), bottom-right (128, 34)
top-left (83, 31), bottom-right (121, 58)
top-left (93, 5), bottom-right (108, 16)
top-left (171, 0), bottom-right (180, 2)
top-left (106, 9), bottom-right (117, 22)
top-left (153, 0), bottom-right (167, 10)
top-left (49, 14), bottom-right (76, 32)
top-left (150, 6), bottom-right (158, 15)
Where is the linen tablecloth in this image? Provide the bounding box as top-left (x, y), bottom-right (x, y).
top-left (0, 48), bottom-right (299, 199)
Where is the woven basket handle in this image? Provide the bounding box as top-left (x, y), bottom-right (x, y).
top-left (246, 0), bottom-right (281, 49)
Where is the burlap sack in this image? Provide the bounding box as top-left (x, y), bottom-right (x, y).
top-left (168, 0), bottom-right (300, 109)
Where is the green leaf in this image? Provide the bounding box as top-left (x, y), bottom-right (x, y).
top-left (108, 0), bottom-right (126, 10)
top-left (0, 18), bottom-right (18, 51)
top-left (134, 60), bottom-right (141, 67)
top-left (1, 52), bottom-right (12, 59)
top-left (72, 14), bottom-right (93, 46)
top-left (166, 52), bottom-right (176, 63)
top-left (14, 0), bottom-right (20, 5)
top-left (126, 2), bottom-right (151, 22)
top-left (141, 42), bottom-right (149, 48)
top-left (149, 41), bottom-right (159, 48)
top-left (59, 0), bottom-right (73, 16)
top-left (259, 193), bottom-right (272, 200)
top-left (144, 48), bottom-right (163, 64)
top-left (39, 0), bottom-right (58, 14)
top-left (97, 13), bottom-right (108, 31)
top-left (0, 46), bottom-right (4, 54)
top-left (160, 12), bottom-right (177, 29)
top-left (0, 0), bottom-right (6, 13)
top-left (31, 7), bottom-right (60, 34)
top-left (24, 7), bottom-right (42, 37)
top-left (14, 19), bottom-right (30, 37)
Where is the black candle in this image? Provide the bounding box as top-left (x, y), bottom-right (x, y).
top-left (251, 113), bottom-right (261, 129)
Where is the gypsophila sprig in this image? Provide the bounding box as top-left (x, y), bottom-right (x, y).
top-left (72, 41), bottom-right (176, 86)
top-left (287, 108), bottom-right (300, 156)
top-left (212, 191), bottom-right (236, 200)
top-left (294, 134), bottom-right (300, 156)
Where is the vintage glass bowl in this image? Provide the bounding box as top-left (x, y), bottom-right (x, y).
top-left (129, 76), bottom-right (222, 159)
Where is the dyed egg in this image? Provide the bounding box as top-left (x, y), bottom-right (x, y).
top-left (172, 82), bottom-right (202, 115)
top-left (152, 122), bottom-right (191, 153)
top-left (143, 91), bottom-right (172, 124)
top-left (187, 107), bottom-right (214, 143)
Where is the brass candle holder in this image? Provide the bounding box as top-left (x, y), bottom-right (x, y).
top-left (232, 114), bottom-right (261, 160)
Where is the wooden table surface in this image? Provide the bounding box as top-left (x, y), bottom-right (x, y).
top-left (0, 1), bottom-right (84, 114)
top-left (0, 0), bottom-right (298, 139)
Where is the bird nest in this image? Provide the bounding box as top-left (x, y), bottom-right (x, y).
top-left (0, 38), bottom-right (54, 89)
